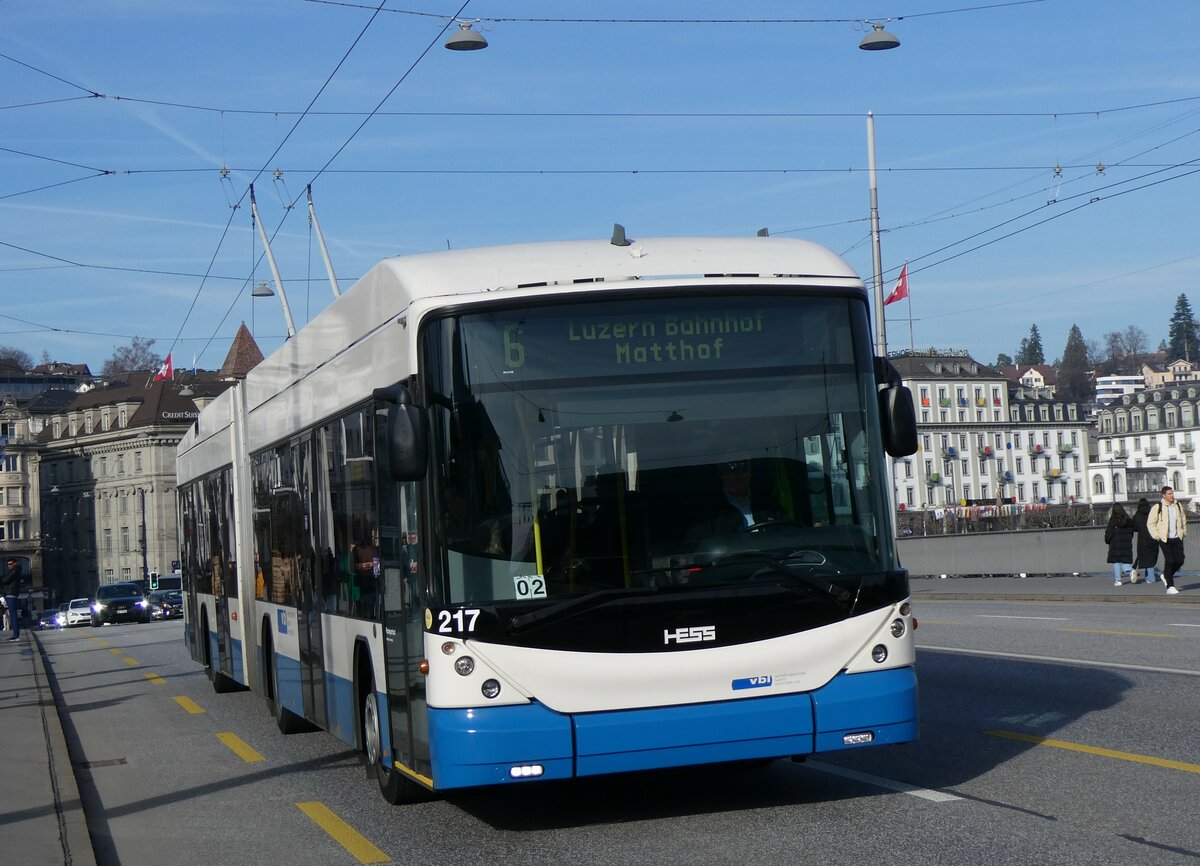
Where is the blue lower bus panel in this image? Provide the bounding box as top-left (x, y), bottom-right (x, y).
top-left (427, 666), bottom-right (917, 790)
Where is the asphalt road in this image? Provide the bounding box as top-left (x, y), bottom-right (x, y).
top-left (37, 602), bottom-right (1200, 866)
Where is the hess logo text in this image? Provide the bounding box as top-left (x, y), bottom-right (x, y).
top-left (663, 625), bottom-right (716, 644)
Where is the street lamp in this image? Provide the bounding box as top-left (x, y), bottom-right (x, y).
top-left (139, 488), bottom-right (149, 585)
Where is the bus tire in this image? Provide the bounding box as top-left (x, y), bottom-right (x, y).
top-left (361, 669), bottom-right (425, 805)
top-left (202, 607), bottom-right (239, 694)
top-left (263, 627), bottom-right (307, 734)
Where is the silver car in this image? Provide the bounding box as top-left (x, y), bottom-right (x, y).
top-left (65, 597), bottom-right (91, 627)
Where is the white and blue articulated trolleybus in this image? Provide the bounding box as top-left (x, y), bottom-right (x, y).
top-left (175, 233), bottom-right (919, 804)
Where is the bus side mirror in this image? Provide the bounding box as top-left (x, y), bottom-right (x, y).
top-left (874, 357), bottom-right (918, 458)
top-left (374, 383), bottom-right (429, 481)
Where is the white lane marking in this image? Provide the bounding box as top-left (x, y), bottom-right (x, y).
top-left (976, 615), bottom-right (1071, 621)
top-left (1170, 623), bottom-right (1200, 628)
top-left (805, 760), bottom-right (961, 802)
top-left (919, 645), bottom-right (1200, 677)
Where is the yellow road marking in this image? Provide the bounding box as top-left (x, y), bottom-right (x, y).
top-left (1058, 628), bottom-right (1174, 638)
top-left (92, 639), bottom-right (109, 647)
top-left (986, 730), bottom-right (1200, 775)
top-left (297, 802), bottom-right (389, 865)
top-left (123, 656), bottom-right (138, 666)
top-left (144, 672), bottom-right (166, 686)
top-left (109, 648), bottom-right (122, 655)
top-left (216, 732), bottom-right (265, 763)
top-left (173, 696), bottom-right (205, 714)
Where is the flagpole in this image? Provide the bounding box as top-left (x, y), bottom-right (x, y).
top-left (905, 260), bottom-right (915, 356)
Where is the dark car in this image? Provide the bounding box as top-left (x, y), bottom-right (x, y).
top-left (91, 582), bottom-right (150, 626)
top-left (148, 589), bottom-right (183, 620)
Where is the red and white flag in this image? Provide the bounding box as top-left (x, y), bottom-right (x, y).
top-left (883, 264), bottom-right (909, 306)
top-left (154, 353), bottom-right (173, 382)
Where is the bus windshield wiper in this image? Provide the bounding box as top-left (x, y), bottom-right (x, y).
top-left (508, 586), bottom-right (657, 632)
top-left (705, 553), bottom-right (855, 605)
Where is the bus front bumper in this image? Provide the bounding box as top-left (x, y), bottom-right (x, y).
top-left (427, 666), bottom-right (917, 790)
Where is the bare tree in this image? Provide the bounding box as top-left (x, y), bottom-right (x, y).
top-left (101, 337), bottom-right (163, 377)
top-left (0, 345), bottom-right (33, 370)
top-left (1122, 325), bottom-right (1149, 359)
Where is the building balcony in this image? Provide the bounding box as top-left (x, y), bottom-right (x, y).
top-left (1181, 443), bottom-right (1195, 453)
top-left (1146, 448), bottom-right (1161, 459)
top-left (1113, 449), bottom-right (1129, 460)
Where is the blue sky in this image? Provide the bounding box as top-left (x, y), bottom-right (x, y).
top-left (4, 1), bottom-right (1200, 372)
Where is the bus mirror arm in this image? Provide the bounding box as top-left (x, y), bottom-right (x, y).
top-left (374, 383), bottom-right (430, 481)
top-left (874, 357), bottom-right (918, 458)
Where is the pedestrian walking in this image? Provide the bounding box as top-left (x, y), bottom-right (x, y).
top-left (1, 557), bottom-right (21, 640)
top-left (1148, 486), bottom-right (1187, 595)
top-left (1104, 503), bottom-right (1136, 586)
top-left (1131, 498), bottom-right (1160, 585)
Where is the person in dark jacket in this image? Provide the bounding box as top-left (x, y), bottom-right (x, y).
top-left (1105, 504), bottom-right (1136, 586)
top-left (1131, 498), bottom-right (1160, 585)
top-left (1, 557), bottom-right (22, 640)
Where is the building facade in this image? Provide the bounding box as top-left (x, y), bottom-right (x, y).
top-left (890, 350), bottom-right (1091, 511)
top-left (1090, 384), bottom-right (1200, 506)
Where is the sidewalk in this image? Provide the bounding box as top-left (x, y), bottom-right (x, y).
top-left (911, 571), bottom-right (1200, 604)
top-left (0, 629), bottom-right (96, 866)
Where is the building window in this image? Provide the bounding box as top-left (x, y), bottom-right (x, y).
top-left (99, 456), bottom-right (107, 477)
top-left (922, 434), bottom-right (932, 453)
top-left (1018, 483), bottom-right (1026, 500)
top-left (904, 461), bottom-right (913, 478)
top-left (1033, 481), bottom-right (1041, 499)
top-left (122, 567), bottom-right (131, 581)
top-left (116, 455), bottom-right (125, 475)
top-left (1054, 405), bottom-right (1063, 420)
top-left (906, 489), bottom-right (914, 506)
top-left (119, 492), bottom-right (127, 515)
top-left (1094, 476), bottom-right (1105, 494)
top-left (1073, 458), bottom-right (1080, 471)
top-left (121, 526), bottom-right (130, 553)
top-left (1068, 405), bottom-right (1077, 420)
top-left (981, 483), bottom-right (989, 499)
top-left (135, 451), bottom-right (143, 472)
top-left (1016, 458), bottom-right (1024, 473)
top-left (104, 568), bottom-right (114, 581)
top-left (104, 528), bottom-right (112, 553)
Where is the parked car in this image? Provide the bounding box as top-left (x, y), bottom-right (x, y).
top-left (147, 589), bottom-right (183, 620)
top-left (65, 598), bottom-right (92, 627)
top-left (90, 582), bottom-right (150, 626)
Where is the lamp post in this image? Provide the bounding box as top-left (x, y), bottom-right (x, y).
top-left (867, 112), bottom-right (887, 357)
top-left (139, 488), bottom-right (149, 585)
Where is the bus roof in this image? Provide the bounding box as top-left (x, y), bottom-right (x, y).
top-left (178, 236), bottom-right (864, 478)
top-left (368, 235), bottom-right (860, 300)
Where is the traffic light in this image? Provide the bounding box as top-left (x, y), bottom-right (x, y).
top-left (149, 571), bottom-right (159, 590)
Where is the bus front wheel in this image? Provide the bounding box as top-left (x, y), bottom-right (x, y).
top-left (361, 674), bottom-right (425, 805)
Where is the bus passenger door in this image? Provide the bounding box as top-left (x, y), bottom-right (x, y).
top-left (379, 479), bottom-right (431, 780)
top-left (297, 440), bottom-right (327, 729)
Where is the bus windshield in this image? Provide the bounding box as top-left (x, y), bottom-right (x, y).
top-left (422, 293), bottom-right (895, 612)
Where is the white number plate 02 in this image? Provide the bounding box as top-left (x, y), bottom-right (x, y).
top-left (513, 574), bottom-right (547, 599)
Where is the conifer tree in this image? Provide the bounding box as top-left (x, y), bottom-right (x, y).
top-left (1167, 295), bottom-right (1199, 362)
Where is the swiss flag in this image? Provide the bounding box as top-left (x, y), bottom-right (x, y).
top-left (154, 353), bottom-right (173, 382)
top-left (883, 264), bottom-right (909, 306)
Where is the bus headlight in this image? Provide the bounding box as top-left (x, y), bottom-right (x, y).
top-left (481, 679), bottom-right (501, 699)
top-left (871, 644), bottom-right (888, 664)
top-left (454, 656), bottom-right (475, 676)
top-left (890, 618), bottom-right (905, 638)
